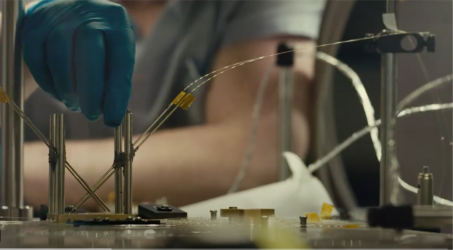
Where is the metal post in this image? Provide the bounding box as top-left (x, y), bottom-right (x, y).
top-left (114, 125), bottom-right (123, 213)
top-left (48, 115), bottom-right (57, 214)
top-left (417, 166), bottom-right (434, 205)
top-left (124, 111), bottom-right (133, 214)
top-left (0, 0), bottom-right (24, 216)
top-left (55, 114), bottom-right (65, 214)
top-left (379, 0), bottom-right (398, 206)
top-left (278, 68), bottom-right (293, 180)
top-left (276, 43), bottom-right (294, 181)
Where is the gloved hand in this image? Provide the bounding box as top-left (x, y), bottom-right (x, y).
top-left (21, 0), bottom-right (135, 127)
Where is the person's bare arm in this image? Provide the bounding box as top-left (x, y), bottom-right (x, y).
top-left (24, 37), bottom-right (315, 210)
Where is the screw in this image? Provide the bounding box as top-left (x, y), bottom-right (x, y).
top-left (135, 216), bottom-right (143, 221)
top-left (210, 210), bottom-right (217, 220)
top-left (103, 217), bottom-right (110, 221)
top-left (299, 216), bottom-right (307, 227)
top-left (94, 217), bottom-right (101, 221)
top-left (126, 216), bottom-right (134, 220)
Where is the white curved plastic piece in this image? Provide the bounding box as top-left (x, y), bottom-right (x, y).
top-left (182, 152), bottom-right (336, 217)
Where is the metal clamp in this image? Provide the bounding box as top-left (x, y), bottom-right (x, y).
top-left (366, 31), bottom-right (435, 54)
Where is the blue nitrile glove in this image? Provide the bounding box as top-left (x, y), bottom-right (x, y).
top-left (21, 0), bottom-right (136, 127)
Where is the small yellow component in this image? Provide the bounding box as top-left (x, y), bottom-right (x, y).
top-left (321, 202), bottom-right (335, 219)
top-left (171, 91), bottom-right (187, 105)
top-left (180, 93), bottom-right (196, 110)
top-left (343, 224), bottom-right (360, 229)
top-left (0, 88), bottom-right (11, 103)
top-left (303, 212), bottom-right (320, 222)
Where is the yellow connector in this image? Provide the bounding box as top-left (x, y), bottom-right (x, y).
top-left (171, 91), bottom-right (187, 105)
top-left (180, 93), bottom-right (196, 110)
top-left (170, 91), bottom-right (196, 110)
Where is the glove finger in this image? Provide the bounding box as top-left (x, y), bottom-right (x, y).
top-left (103, 28), bottom-right (135, 127)
top-left (73, 23), bottom-right (106, 122)
top-left (46, 25), bottom-right (80, 111)
top-left (22, 43), bottom-right (61, 101)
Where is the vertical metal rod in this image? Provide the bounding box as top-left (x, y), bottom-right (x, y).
top-left (48, 115), bottom-right (57, 214)
top-left (380, 0), bottom-right (398, 206)
top-left (114, 125), bottom-right (123, 213)
top-left (1, 0), bottom-right (24, 209)
top-left (55, 114), bottom-right (65, 214)
top-left (387, 0), bottom-right (396, 13)
top-left (124, 111), bottom-right (133, 214)
top-left (278, 67), bottom-right (293, 181)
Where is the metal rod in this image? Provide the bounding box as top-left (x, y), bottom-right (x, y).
top-left (1, 0), bottom-right (24, 209)
top-left (114, 125), bottom-right (123, 213)
top-left (278, 67), bottom-right (293, 181)
top-left (124, 111), bottom-right (133, 214)
top-left (64, 161), bottom-right (109, 212)
top-left (13, 57), bottom-right (24, 209)
top-left (380, 0), bottom-right (398, 206)
top-left (48, 115), bottom-right (57, 214)
top-left (387, 0), bottom-right (396, 13)
top-left (72, 166), bottom-right (115, 211)
top-left (55, 114), bottom-right (65, 214)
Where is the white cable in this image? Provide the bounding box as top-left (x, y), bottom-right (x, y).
top-left (314, 53), bottom-right (453, 205)
top-left (397, 74), bottom-right (453, 111)
top-left (317, 52), bottom-right (453, 204)
top-left (308, 103), bottom-right (453, 174)
top-left (316, 52), bottom-right (382, 160)
top-left (308, 102), bottom-right (453, 209)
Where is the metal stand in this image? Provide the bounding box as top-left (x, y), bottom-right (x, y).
top-left (124, 111), bottom-right (133, 214)
top-left (114, 125), bottom-right (123, 214)
top-left (379, 0), bottom-right (399, 207)
top-left (47, 112), bottom-right (135, 223)
top-left (0, 0), bottom-right (33, 219)
top-left (277, 43), bottom-right (295, 181)
top-left (366, 0), bottom-right (435, 206)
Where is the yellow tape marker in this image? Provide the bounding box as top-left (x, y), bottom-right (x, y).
top-left (180, 93), bottom-right (196, 110)
top-left (0, 88), bottom-right (11, 103)
top-left (343, 224), bottom-right (360, 229)
top-left (303, 212), bottom-right (320, 222)
top-left (321, 202), bottom-right (335, 219)
top-left (171, 91), bottom-right (187, 105)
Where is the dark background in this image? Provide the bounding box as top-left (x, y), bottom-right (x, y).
top-left (334, 0), bottom-right (384, 207)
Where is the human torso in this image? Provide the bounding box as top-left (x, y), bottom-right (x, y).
top-left (24, 0), bottom-right (326, 141)
top-left (25, 1), bottom-right (236, 141)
